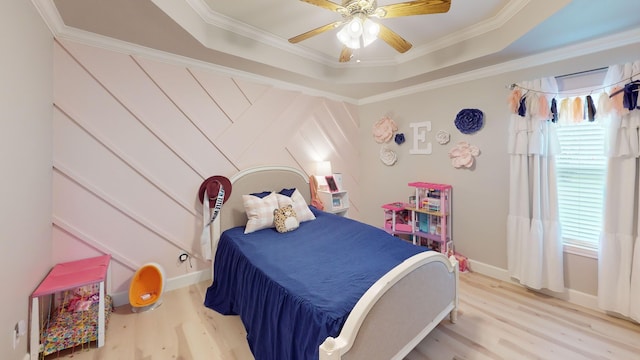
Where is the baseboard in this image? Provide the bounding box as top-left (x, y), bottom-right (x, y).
top-left (110, 269), bottom-right (212, 307)
top-left (468, 258), bottom-right (600, 313)
top-left (164, 268), bottom-right (212, 292)
top-left (467, 259), bottom-right (512, 282)
top-left (110, 260), bottom-right (600, 313)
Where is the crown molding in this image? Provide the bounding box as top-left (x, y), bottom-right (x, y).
top-left (31, 0), bottom-right (640, 105)
top-left (358, 26), bottom-right (640, 104)
top-left (31, 0), bottom-right (360, 104)
top-left (31, 0), bottom-right (65, 35)
top-left (184, 0), bottom-right (533, 69)
top-left (56, 27), bottom-right (360, 105)
top-left (402, 0), bottom-right (531, 63)
top-left (184, 0), bottom-right (339, 67)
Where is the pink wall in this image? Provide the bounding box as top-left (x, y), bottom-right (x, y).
top-left (1, 0), bottom-right (53, 357)
top-left (52, 39), bottom-right (361, 293)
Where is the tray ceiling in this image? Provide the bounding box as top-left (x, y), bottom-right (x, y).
top-left (39, 0), bottom-right (640, 101)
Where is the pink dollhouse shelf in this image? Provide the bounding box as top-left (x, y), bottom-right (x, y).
top-left (383, 182), bottom-right (452, 254)
top-left (407, 182), bottom-right (452, 191)
top-left (384, 223), bottom-right (413, 232)
top-left (382, 202), bottom-right (409, 211)
top-left (32, 254), bottom-right (111, 297)
top-left (383, 203), bottom-right (413, 232)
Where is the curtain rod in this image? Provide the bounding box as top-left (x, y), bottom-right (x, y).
top-left (506, 66), bottom-right (609, 90)
top-left (554, 66), bottom-right (608, 79)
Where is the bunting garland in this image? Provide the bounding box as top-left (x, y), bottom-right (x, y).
top-left (508, 70), bottom-right (639, 123)
top-left (507, 88), bottom-right (636, 123)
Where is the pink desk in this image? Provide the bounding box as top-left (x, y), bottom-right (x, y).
top-left (30, 255), bottom-right (111, 359)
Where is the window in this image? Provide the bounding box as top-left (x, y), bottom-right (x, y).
top-left (553, 69), bottom-right (608, 255)
top-left (555, 118), bottom-right (606, 251)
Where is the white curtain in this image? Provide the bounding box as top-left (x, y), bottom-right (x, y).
top-left (598, 60), bottom-right (640, 321)
top-left (507, 77), bottom-right (565, 292)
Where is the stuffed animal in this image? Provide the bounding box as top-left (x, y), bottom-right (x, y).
top-left (273, 205), bottom-right (299, 233)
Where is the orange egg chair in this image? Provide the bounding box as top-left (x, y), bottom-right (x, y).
top-left (129, 263), bottom-right (165, 313)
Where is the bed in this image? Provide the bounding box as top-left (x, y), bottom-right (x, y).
top-left (204, 166), bottom-right (458, 360)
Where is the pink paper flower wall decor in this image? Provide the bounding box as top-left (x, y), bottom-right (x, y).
top-left (448, 141), bottom-right (480, 168)
top-left (372, 116), bottom-right (398, 143)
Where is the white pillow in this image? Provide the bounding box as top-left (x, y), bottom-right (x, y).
top-left (276, 189), bottom-right (316, 223)
top-left (243, 192), bottom-right (279, 234)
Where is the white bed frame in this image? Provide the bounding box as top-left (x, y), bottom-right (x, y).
top-left (211, 166), bottom-right (458, 360)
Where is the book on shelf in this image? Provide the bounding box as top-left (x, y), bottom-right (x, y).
top-left (332, 173), bottom-right (343, 190)
top-left (325, 176), bottom-right (339, 192)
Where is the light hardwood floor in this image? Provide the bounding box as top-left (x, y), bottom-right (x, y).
top-left (44, 272), bottom-right (640, 360)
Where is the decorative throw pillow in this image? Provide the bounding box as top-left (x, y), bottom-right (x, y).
top-left (276, 188), bottom-right (316, 222)
top-left (250, 191), bottom-right (272, 198)
top-left (243, 192), bottom-right (279, 234)
top-left (273, 205), bottom-right (299, 233)
top-left (279, 188), bottom-right (296, 197)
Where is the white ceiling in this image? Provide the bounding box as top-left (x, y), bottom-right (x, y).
top-left (39, 0), bottom-right (640, 101)
top-left (200, 0), bottom-right (511, 63)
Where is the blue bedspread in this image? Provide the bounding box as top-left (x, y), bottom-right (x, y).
top-left (204, 207), bottom-right (425, 360)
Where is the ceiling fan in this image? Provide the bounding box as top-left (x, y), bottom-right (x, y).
top-left (288, 0), bottom-right (452, 63)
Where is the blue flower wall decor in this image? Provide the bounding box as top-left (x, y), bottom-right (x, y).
top-left (394, 133), bottom-right (405, 145)
top-left (454, 108), bottom-right (484, 134)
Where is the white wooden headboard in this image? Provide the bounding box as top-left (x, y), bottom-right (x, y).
top-left (210, 166), bottom-right (311, 263)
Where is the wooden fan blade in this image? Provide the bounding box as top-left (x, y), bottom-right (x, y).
top-left (300, 0), bottom-right (344, 12)
top-left (339, 46), bottom-right (353, 62)
top-left (378, 0), bottom-right (451, 18)
top-left (288, 20), bottom-right (343, 44)
top-left (377, 23), bottom-right (412, 53)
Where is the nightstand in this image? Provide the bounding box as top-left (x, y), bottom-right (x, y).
top-left (318, 190), bottom-right (349, 217)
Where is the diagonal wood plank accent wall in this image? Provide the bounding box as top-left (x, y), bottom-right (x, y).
top-left (52, 39), bottom-right (360, 293)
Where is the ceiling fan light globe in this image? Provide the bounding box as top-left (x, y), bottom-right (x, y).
top-left (346, 38), bottom-right (361, 49)
top-left (345, 42), bottom-right (360, 49)
top-left (336, 28), bottom-right (349, 43)
top-left (358, 18), bottom-right (379, 47)
top-left (336, 27), bottom-right (361, 49)
top-left (336, 5), bottom-right (381, 50)
top-left (347, 18), bottom-right (363, 37)
top-left (361, 34), bottom-right (376, 47)
top-left (364, 18), bottom-right (379, 37)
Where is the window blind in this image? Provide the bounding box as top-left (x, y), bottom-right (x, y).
top-left (555, 121), bottom-right (606, 249)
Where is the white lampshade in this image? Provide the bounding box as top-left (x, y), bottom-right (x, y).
top-left (315, 161), bottom-right (332, 191)
top-left (316, 161), bottom-right (332, 176)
